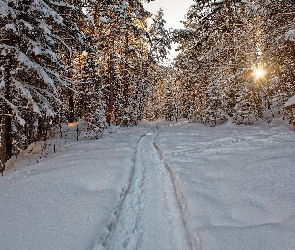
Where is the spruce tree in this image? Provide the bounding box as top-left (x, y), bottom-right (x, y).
top-left (149, 8), bottom-right (171, 63)
top-left (0, 0), bottom-right (86, 172)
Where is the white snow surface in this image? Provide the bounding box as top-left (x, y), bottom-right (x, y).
top-left (107, 128), bottom-right (191, 250)
top-left (155, 119), bottom-right (295, 250)
top-left (285, 29), bottom-right (295, 42)
top-left (1, 119), bottom-right (295, 250)
top-left (99, 16), bottom-right (109, 23)
top-left (0, 126), bottom-right (148, 250)
top-left (284, 94), bottom-right (295, 107)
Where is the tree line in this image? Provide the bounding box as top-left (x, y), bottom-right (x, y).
top-left (173, 0), bottom-right (295, 126)
top-left (1, 0), bottom-right (295, 174)
top-left (0, 0), bottom-right (172, 173)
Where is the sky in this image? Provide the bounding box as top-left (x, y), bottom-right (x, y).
top-left (143, 0), bottom-right (194, 29)
top-left (143, 0), bottom-right (195, 60)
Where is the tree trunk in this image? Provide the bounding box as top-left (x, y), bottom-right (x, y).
top-left (0, 52), bottom-right (12, 174)
top-left (0, 108), bottom-right (8, 174)
top-left (122, 33), bottom-right (129, 126)
top-left (68, 88), bottom-right (75, 123)
top-left (1, 29), bottom-right (15, 173)
top-left (106, 47), bottom-right (115, 126)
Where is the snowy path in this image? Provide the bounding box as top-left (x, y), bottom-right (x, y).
top-left (108, 127), bottom-right (191, 250)
top-left (2, 120), bottom-right (295, 250)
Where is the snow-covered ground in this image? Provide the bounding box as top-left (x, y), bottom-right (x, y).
top-left (155, 119), bottom-right (295, 250)
top-left (0, 126), bottom-right (148, 250)
top-left (1, 119), bottom-right (295, 250)
top-left (107, 127), bottom-right (190, 250)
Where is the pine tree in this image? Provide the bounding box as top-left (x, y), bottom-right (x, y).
top-left (142, 9), bottom-right (173, 121)
top-left (174, 0), bottom-right (279, 125)
top-left (203, 74), bottom-right (228, 127)
top-left (0, 0), bottom-right (87, 172)
top-left (83, 0), bottom-right (152, 126)
top-left (258, 0), bottom-right (295, 115)
top-left (79, 40), bottom-right (106, 132)
top-left (233, 83), bottom-right (260, 125)
top-left (149, 8), bottom-right (171, 63)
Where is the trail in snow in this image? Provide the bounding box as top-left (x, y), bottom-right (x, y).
top-left (107, 127), bottom-right (191, 250)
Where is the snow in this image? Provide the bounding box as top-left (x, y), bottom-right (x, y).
top-left (12, 78), bottom-right (41, 114)
top-left (1, 120), bottom-right (295, 250)
top-left (155, 119), bottom-right (295, 250)
top-left (284, 95), bottom-right (295, 108)
top-left (21, 19), bottom-right (34, 30)
top-left (39, 19), bottom-right (52, 34)
top-left (5, 23), bottom-right (16, 32)
top-left (85, 12), bottom-right (95, 25)
top-left (99, 17), bottom-right (109, 23)
top-left (18, 51), bottom-right (56, 90)
top-left (0, 126), bottom-right (148, 250)
top-left (0, 1), bottom-right (16, 19)
top-left (37, 0), bottom-right (63, 24)
top-left (0, 97), bottom-right (26, 126)
top-left (107, 128), bottom-right (191, 250)
top-left (285, 29), bottom-right (295, 42)
top-left (0, 73), bottom-right (4, 89)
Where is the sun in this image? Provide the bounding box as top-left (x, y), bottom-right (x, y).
top-left (254, 68), bottom-right (265, 78)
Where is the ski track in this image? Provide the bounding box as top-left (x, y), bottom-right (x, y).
top-left (107, 127), bottom-right (191, 250)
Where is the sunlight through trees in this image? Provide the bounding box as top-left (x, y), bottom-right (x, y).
top-left (1, 0), bottom-right (294, 172)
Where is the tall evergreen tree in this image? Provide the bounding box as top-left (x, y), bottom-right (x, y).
top-left (82, 0), bottom-right (152, 126)
top-left (149, 8), bottom-right (171, 63)
top-left (0, 0), bottom-right (87, 172)
top-left (173, 0), bottom-right (291, 126)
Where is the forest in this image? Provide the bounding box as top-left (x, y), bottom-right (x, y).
top-left (1, 0), bottom-right (295, 173)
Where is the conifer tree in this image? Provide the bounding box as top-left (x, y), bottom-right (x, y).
top-left (203, 73), bottom-right (228, 127)
top-left (174, 0), bottom-right (281, 126)
top-left (258, 0), bottom-right (295, 114)
top-left (83, 0), bottom-right (151, 126)
top-left (144, 9), bottom-right (173, 121)
top-left (0, 0), bottom-right (87, 172)
top-left (149, 8), bottom-right (171, 63)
